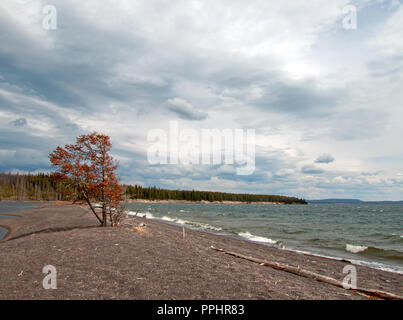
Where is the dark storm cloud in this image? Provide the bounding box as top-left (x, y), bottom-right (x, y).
top-left (258, 81), bottom-right (343, 115)
top-left (214, 71), bottom-right (345, 120)
top-left (301, 165), bottom-right (324, 175)
top-left (0, 3), bottom-right (172, 115)
top-left (167, 98), bottom-right (208, 121)
top-left (0, 130), bottom-right (54, 171)
top-left (315, 154), bottom-right (334, 164)
top-left (9, 117), bottom-right (27, 127)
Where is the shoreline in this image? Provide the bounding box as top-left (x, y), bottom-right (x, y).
top-left (129, 211), bottom-right (403, 276)
top-left (126, 199), bottom-right (287, 205)
top-left (2, 201), bottom-right (402, 275)
top-left (0, 201), bottom-right (77, 241)
top-left (0, 204), bottom-right (402, 299)
top-left (0, 226), bottom-right (8, 241)
top-left (0, 199), bottom-right (299, 205)
top-left (0, 214), bottom-right (23, 241)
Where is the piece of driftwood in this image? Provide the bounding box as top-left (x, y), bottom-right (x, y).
top-left (210, 246), bottom-right (403, 300)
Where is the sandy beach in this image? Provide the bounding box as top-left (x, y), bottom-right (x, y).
top-left (0, 203), bottom-right (401, 300)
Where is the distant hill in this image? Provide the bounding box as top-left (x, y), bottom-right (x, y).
top-left (365, 201), bottom-right (403, 204)
top-left (308, 199), bottom-right (403, 204)
top-left (308, 199), bottom-right (363, 204)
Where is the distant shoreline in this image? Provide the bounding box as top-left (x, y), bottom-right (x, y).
top-left (0, 199), bottom-right (297, 205)
top-left (126, 199), bottom-right (287, 205)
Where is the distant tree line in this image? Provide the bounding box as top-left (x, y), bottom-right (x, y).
top-left (0, 173), bottom-right (307, 204)
top-left (124, 184), bottom-right (307, 204)
top-left (0, 173), bottom-right (75, 201)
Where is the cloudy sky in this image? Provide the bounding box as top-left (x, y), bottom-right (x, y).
top-left (1, 0), bottom-right (403, 200)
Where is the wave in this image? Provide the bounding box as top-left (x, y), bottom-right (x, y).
top-left (283, 229), bottom-right (305, 235)
top-left (365, 232), bottom-right (403, 242)
top-left (125, 208), bottom-right (403, 273)
top-left (346, 244), bottom-right (368, 253)
top-left (281, 246), bottom-right (403, 275)
top-left (127, 211), bottom-right (223, 232)
top-left (160, 215), bottom-right (223, 232)
top-left (365, 247), bottom-right (403, 261)
top-left (126, 211), bottom-right (155, 219)
top-left (348, 258), bottom-right (403, 275)
top-left (346, 243), bottom-right (403, 261)
top-left (238, 231), bottom-right (280, 245)
top-left (387, 233), bottom-right (403, 243)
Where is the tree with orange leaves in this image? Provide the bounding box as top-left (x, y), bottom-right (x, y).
top-left (49, 132), bottom-right (123, 226)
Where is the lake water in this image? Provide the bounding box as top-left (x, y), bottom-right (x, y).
top-left (127, 202), bottom-right (403, 274)
top-left (0, 202), bottom-right (45, 240)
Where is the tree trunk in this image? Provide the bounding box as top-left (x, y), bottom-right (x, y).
top-left (210, 246), bottom-right (403, 300)
top-left (84, 197), bottom-right (103, 225)
top-left (102, 204), bottom-right (107, 227)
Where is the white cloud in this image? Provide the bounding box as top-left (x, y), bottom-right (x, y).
top-left (369, 4), bottom-right (403, 55)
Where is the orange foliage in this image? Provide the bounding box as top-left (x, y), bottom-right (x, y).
top-left (49, 132), bottom-right (122, 226)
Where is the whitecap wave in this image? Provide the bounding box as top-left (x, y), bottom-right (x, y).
top-left (348, 258), bottom-right (403, 275)
top-left (196, 222), bottom-right (223, 232)
top-left (161, 216), bottom-right (223, 231)
top-left (346, 244), bottom-right (368, 254)
top-left (286, 248), bottom-right (403, 275)
top-left (238, 231), bottom-right (279, 244)
top-left (161, 215), bottom-right (177, 222)
top-left (126, 211), bottom-right (155, 219)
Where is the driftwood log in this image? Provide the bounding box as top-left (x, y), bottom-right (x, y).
top-left (210, 246), bottom-right (403, 300)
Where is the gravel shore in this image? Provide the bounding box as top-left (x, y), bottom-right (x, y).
top-left (0, 204), bottom-right (401, 299)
